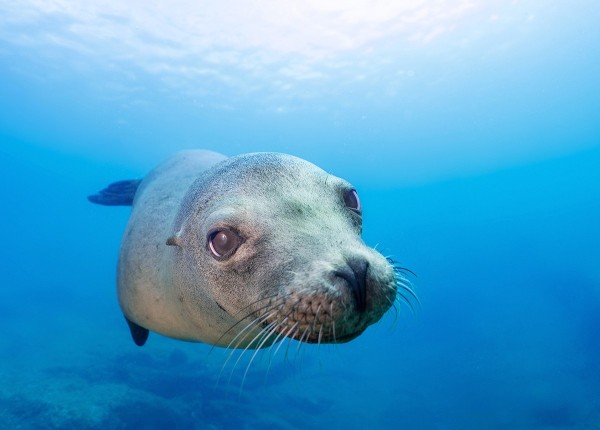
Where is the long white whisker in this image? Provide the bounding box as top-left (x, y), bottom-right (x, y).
top-left (211, 296), bottom-right (281, 352)
top-left (296, 325), bottom-right (311, 354)
top-left (217, 311), bottom-right (276, 384)
top-left (284, 326), bottom-right (299, 363)
top-left (273, 321), bottom-right (298, 364)
top-left (241, 321), bottom-right (283, 392)
top-left (264, 317), bottom-right (290, 375)
top-left (311, 304), bottom-right (322, 334)
top-left (229, 320), bottom-right (278, 384)
top-left (332, 320), bottom-right (337, 344)
top-left (318, 323), bottom-right (324, 346)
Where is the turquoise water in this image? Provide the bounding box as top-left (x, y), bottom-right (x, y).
top-left (1, 1), bottom-right (599, 429)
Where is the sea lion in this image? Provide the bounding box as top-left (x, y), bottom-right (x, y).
top-left (89, 150), bottom-right (414, 348)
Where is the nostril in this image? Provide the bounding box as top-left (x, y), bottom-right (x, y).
top-left (334, 258), bottom-right (369, 313)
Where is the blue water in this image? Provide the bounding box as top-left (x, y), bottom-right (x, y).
top-left (1, 1), bottom-right (599, 429)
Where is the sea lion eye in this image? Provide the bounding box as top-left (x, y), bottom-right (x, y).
top-left (344, 189), bottom-right (361, 213)
top-left (207, 228), bottom-right (241, 260)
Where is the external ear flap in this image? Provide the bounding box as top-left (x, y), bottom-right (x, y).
top-left (166, 233), bottom-right (182, 247)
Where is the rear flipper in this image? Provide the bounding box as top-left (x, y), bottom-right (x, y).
top-left (88, 179), bottom-right (142, 206)
top-left (125, 316), bottom-right (149, 346)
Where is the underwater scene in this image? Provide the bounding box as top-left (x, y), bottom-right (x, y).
top-left (1, 1), bottom-right (599, 429)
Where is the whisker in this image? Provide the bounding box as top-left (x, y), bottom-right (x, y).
top-left (395, 267), bottom-right (417, 277)
top-left (311, 304), bottom-right (322, 335)
top-left (396, 283), bottom-right (420, 311)
top-left (231, 310), bottom-right (279, 352)
top-left (217, 311), bottom-right (276, 384)
top-left (296, 325), bottom-right (310, 353)
top-left (332, 320), bottom-right (337, 344)
top-left (235, 293), bottom-right (281, 316)
top-left (317, 323), bottom-right (324, 346)
top-left (328, 302), bottom-right (338, 344)
top-left (264, 318), bottom-right (291, 379)
top-left (398, 283), bottom-right (419, 302)
top-left (226, 310), bottom-right (273, 350)
top-left (211, 296), bottom-right (284, 352)
top-left (396, 290), bottom-right (417, 314)
top-left (264, 301), bottom-right (302, 366)
top-left (386, 295), bottom-right (399, 325)
top-left (229, 320), bottom-right (278, 384)
top-left (241, 320), bottom-right (284, 392)
top-left (273, 321), bottom-right (298, 364)
top-left (386, 256), bottom-right (418, 278)
top-left (284, 326), bottom-right (299, 363)
top-left (267, 317), bottom-right (289, 352)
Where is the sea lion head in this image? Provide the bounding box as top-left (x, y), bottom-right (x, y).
top-left (171, 153), bottom-right (412, 348)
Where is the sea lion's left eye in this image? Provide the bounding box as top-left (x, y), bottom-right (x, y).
top-left (207, 228), bottom-right (241, 260)
top-left (344, 189), bottom-right (361, 214)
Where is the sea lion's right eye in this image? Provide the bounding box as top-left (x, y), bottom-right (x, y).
top-left (343, 188), bottom-right (361, 214)
top-left (207, 228), bottom-right (242, 260)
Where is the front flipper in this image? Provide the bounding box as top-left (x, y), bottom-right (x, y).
top-left (88, 179), bottom-right (142, 206)
top-left (125, 316), bottom-right (149, 346)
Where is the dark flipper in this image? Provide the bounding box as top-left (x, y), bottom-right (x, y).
top-left (125, 316), bottom-right (149, 346)
top-left (88, 179), bottom-right (142, 206)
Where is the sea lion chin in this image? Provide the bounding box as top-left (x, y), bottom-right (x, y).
top-left (89, 150), bottom-right (414, 349)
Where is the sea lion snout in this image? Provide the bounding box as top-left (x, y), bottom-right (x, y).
top-left (257, 247), bottom-right (399, 346)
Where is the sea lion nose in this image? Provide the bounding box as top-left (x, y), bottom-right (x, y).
top-left (334, 258), bottom-right (369, 313)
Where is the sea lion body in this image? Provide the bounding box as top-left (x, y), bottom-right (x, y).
top-left (92, 150), bottom-right (409, 348)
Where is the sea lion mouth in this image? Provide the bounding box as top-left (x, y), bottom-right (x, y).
top-left (257, 277), bottom-right (397, 345)
top-left (260, 296), bottom-right (380, 345)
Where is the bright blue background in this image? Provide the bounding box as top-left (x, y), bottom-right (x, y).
top-left (1, 1), bottom-right (599, 428)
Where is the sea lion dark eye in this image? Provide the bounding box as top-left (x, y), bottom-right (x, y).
top-left (208, 228), bottom-right (241, 260)
top-left (344, 189), bottom-right (361, 213)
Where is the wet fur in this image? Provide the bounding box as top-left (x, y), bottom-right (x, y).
top-left (117, 150), bottom-right (411, 350)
